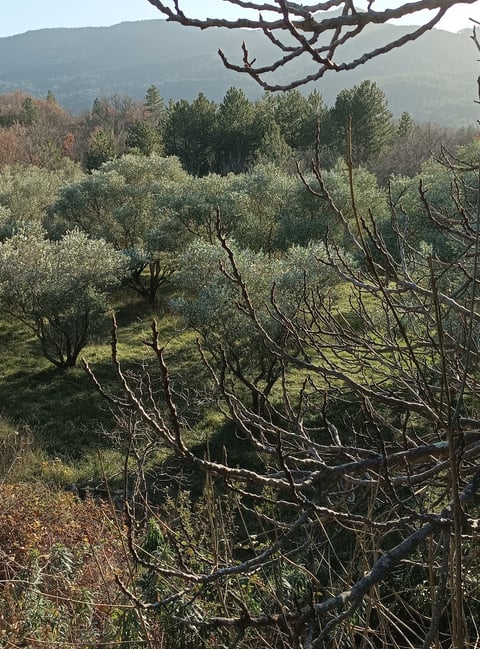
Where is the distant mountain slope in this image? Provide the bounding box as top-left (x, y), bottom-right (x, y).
top-left (0, 19), bottom-right (477, 125)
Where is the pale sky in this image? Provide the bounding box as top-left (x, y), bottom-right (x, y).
top-left (0, 0), bottom-right (478, 38)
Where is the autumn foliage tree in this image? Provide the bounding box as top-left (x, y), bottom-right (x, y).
top-left (0, 92), bottom-right (75, 169)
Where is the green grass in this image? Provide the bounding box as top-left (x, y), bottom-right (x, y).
top-left (0, 288), bottom-right (227, 486)
top-left (0, 279), bottom-right (382, 488)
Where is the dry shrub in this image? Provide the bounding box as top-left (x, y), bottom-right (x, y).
top-left (0, 482), bottom-right (133, 647)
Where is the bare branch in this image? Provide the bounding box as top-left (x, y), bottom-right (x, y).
top-left (146, 0), bottom-right (477, 90)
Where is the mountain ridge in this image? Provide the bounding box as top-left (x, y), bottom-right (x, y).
top-left (0, 19), bottom-right (477, 125)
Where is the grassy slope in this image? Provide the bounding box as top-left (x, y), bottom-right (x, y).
top-left (0, 288), bottom-right (208, 487)
top-left (0, 276), bottom-right (369, 489)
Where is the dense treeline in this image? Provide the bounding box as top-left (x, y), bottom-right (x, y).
top-left (1, 17), bottom-right (478, 126)
top-left (0, 82), bottom-right (475, 178)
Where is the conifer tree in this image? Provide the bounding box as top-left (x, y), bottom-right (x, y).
top-left (144, 84), bottom-right (165, 125)
top-left (330, 80), bottom-right (394, 165)
top-left (84, 128), bottom-right (115, 171)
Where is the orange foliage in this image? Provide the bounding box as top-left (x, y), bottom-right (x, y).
top-left (0, 483), bottom-right (131, 646)
top-left (0, 123), bottom-right (25, 168)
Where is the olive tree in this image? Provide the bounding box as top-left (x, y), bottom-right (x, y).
top-left (173, 235), bottom-right (343, 412)
top-left (49, 154), bottom-right (188, 303)
top-left (386, 142), bottom-right (480, 260)
top-left (0, 161), bottom-right (83, 238)
top-left (0, 226), bottom-right (126, 368)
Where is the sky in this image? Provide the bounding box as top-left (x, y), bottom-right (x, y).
top-left (0, 0), bottom-right (478, 38)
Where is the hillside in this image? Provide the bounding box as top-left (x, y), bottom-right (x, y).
top-left (0, 18), bottom-right (477, 124)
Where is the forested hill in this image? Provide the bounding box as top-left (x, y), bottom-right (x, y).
top-left (0, 18), bottom-right (476, 124)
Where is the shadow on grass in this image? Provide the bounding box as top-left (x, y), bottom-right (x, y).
top-left (0, 361), bottom-right (117, 457)
top-left (112, 285), bottom-right (176, 330)
top-left (143, 418), bottom-right (264, 503)
top-left (0, 293), bottom-right (219, 472)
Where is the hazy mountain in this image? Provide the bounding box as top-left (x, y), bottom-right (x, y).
top-left (0, 19), bottom-right (477, 125)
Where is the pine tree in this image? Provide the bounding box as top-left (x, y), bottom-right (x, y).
top-left (164, 94), bottom-right (217, 176)
top-left (397, 111), bottom-right (414, 139)
top-left (84, 128), bottom-right (115, 171)
top-left (144, 84), bottom-right (165, 125)
top-left (254, 122), bottom-right (294, 170)
top-left (217, 87), bottom-right (258, 173)
top-left (330, 80), bottom-right (394, 165)
top-left (21, 96), bottom-right (38, 126)
top-left (126, 120), bottom-right (162, 156)
top-left (264, 89), bottom-right (327, 151)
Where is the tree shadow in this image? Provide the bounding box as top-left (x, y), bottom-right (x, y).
top-left (0, 361), bottom-right (116, 457)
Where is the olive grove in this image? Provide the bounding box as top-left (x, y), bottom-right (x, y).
top-left (85, 130), bottom-right (480, 648)
top-left (0, 2), bottom-right (479, 647)
top-left (81, 3), bottom-right (480, 649)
